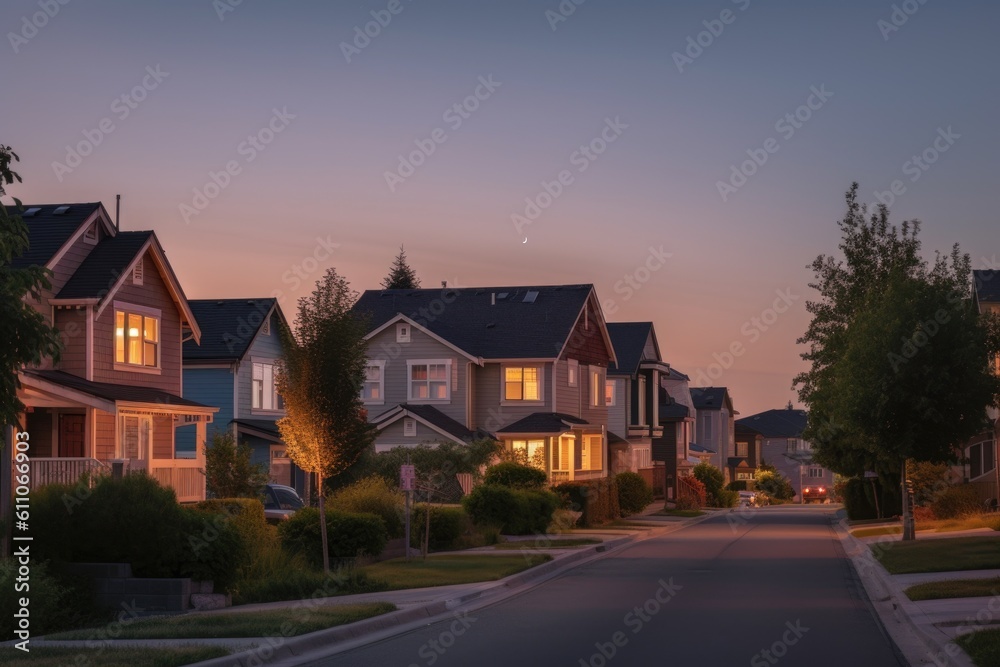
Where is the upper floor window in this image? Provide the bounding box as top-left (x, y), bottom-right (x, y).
top-left (409, 359), bottom-right (450, 401)
top-left (786, 438), bottom-right (798, 453)
top-left (701, 413), bottom-right (713, 442)
top-left (505, 365), bottom-right (542, 402)
top-left (397, 323), bottom-right (410, 343)
top-left (590, 368), bottom-right (604, 407)
top-left (736, 441), bottom-right (748, 457)
top-left (568, 359), bottom-right (578, 387)
top-left (115, 308), bottom-right (158, 368)
top-left (808, 467), bottom-right (824, 478)
top-left (362, 361), bottom-right (385, 403)
top-left (605, 379), bottom-right (616, 406)
top-left (253, 361), bottom-right (283, 411)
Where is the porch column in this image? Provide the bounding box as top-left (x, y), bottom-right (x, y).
top-left (568, 434), bottom-right (576, 481)
top-left (86, 407), bottom-right (96, 459)
top-left (195, 421), bottom-right (207, 464)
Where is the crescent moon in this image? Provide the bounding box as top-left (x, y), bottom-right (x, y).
top-left (523, 237), bottom-right (528, 244)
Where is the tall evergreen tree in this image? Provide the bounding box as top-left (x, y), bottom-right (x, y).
top-left (381, 245), bottom-right (421, 289)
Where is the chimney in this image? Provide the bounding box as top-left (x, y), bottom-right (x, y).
top-left (442, 280), bottom-right (447, 288)
top-left (491, 293), bottom-right (496, 306)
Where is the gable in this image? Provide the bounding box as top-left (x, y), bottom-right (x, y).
top-left (185, 299), bottom-right (283, 363)
top-left (559, 296), bottom-right (614, 366)
top-left (8, 202), bottom-right (105, 270)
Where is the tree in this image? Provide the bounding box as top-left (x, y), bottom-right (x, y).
top-left (381, 245), bottom-right (421, 289)
top-left (692, 462), bottom-right (727, 506)
top-left (202, 431), bottom-right (269, 498)
top-left (276, 268), bottom-right (377, 573)
top-left (754, 466), bottom-right (794, 500)
top-left (795, 183), bottom-right (1000, 538)
top-left (0, 145), bottom-right (62, 429)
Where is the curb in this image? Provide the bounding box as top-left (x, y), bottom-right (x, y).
top-left (834, 518), bottom-right (976, 667)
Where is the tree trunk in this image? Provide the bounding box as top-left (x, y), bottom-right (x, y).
top-left (317, 474), bottom-right (331, 574)
top-left (901, 459), bottom-right (915, 541)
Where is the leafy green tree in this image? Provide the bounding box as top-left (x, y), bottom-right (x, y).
top-left (754, 467), bottom-right (794, 500)
top-left (381, 245), bottom-right (421, 289)
top-left (692, 462), bottom-right (726, 506)
top-left (368, 439), bottom-right (501, 502)
top-left (0, 145), bottom-right (63, 428)
top-left (276, 268), bottom-right (377, 573)
top-left (201, 431), bottom-right (269, 498)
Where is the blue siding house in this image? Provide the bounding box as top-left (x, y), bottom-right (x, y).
top-left (179, 298), bottom-right (307, 497)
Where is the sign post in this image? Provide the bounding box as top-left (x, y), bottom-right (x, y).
top-left (400, 460), bottom-right (415, 560)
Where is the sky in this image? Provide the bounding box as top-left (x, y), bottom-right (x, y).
top-left (2, 0), bottom-right (998, 416)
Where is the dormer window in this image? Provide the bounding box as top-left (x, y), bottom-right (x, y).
top-left (396, 323), bottom-right (410, 343)
top-left (83, 223), bottom-right (98, 244)
top-left (115, 306), bottom-right (159, 369)
top-left (132, 258), bottom-right (144, 286)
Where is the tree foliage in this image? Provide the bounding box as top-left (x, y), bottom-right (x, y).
top-left (0, 145), bottom-right (63, 428)
top-left (794, 183), bottom-right (1000, 476)
top-left (202, 431), bottom-right (270, 499)
top-left (381, 244), bottom-right (421, 289)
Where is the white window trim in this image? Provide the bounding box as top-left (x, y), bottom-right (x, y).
top-left (403, 417), bottom-right (417, 437)
top-left (132, 258), bottom-right (144, 286)
top-left (83, 223), bottom-right (98, 245)
top-left (590, 368), bottom-right (605, 407)
top-left (251, 357), bottom-right (284, 415)
top-left (500, 363), bottom-right (545, 405)
top-left (567, 359), bottom-right (578, 387)
top-left (605, 379), bottom-right (616, 407)
top-left (362, 359), bottom-right (386, 405)
top-left (112, 301), bottom-right (162, 374)
top-left (636, 375), bottom-right (646, 422)
top-left (407, 359), bottom-right (452, 403)
top-left (396, 323), bottom-right (411, 343)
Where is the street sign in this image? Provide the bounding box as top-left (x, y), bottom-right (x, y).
top-left (400, 464), bottom-right (416, 491)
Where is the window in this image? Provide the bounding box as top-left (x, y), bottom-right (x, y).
top-left (590, 369), bottom-right (604, 407)
top-left (737, 471), bottom-right (754, 481)
top-left (115, 309), bottom-right (159, 368)
top-left (362, 361), bottom-right (385, 403)
top-left (396, 323), bottom-right (410, 343)
top-left (637, 376), bottom-right (646, 423)
top-left (408, 360), bottom-right (451, 401)
top-left (568, 359), bottom-right (578, 387)
top-left (512, 439), bottom-right (545, 469)
top-left (505, 365), bottom-right (542, 401)
top-left (261, 317), bottom-right (270, 336)
top-left (808, 467), bottom-right (824, 478)
top-left (403, 418), bottom-right (416, 437)
top-left (553, 436), bottom-right (572, 471)
top-left (83, 223), bottom-right (97, 244)
top-left (132, 258), bottom-right (143, 286)
top-left (575, 435), bottom-right (603, 471)
top-left (252, 362), bottom-right (283, 411)
top-left (786, 438), bottom-right (798, 453)
top-left (605, 379), bottom-right (616, 406)
top-left (119, 415), bottom-right (151, 459)
top-left (702, 413), bottom-right (713, 442)
top-left (736, 442), bottom-right (748, 457)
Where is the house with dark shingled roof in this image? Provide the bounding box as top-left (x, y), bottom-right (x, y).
top-left (8, 202), bottom-right (217, 502)
top-left (689, 386), bottom-right (736, 481)
top-left (353, 284), bottom-right (617, 482)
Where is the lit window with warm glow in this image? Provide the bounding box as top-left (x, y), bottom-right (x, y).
top-left (505, 365), bottom-right (541, 401)
top-left (115, 309), bottom-right (158, 367)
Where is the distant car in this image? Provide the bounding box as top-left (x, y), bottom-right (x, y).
top-left (802, 485), bottom-right (828, 504)
top-left (261, 484), bottom-right (305, 521)
top-left (737, 491), bottom-right (757, 507)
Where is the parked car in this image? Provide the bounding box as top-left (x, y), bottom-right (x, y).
top-left (802, 485), bottom-right (828, 504)
top-left (737, 491), bottom-right (757, 507)
top-left (261, 483), bottom-right (305, 521)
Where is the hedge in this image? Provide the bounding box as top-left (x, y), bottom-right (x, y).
top-left (410, 504), bottom-right (469, 550)
top-left (461, 485), bottom-right (559, 535)
top-left (553, 477), bottom-right (620, 527)
top-left (482, 462), bottom-right (548, 490)
top-left (278, 507), bottom-right (388, 568)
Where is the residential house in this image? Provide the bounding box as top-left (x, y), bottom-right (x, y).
top-left (689, 387), bottom-right (736, 481)
top-left (352, 284), bottom-right (617, 482)
top-left (731, 423), bottom-right (764, 487)
top-left (178, 298), bottom-right (307, 497)
top-left (605, 322), bottom-right (669, 474)
top-left (10, 203), bottom-right (217, 502)
top-left (651, 368), bottom-right (697, 499)
top-left (966, 269), bottom-right (999, 500)
top-left (736, 407), bottom-right (834, 501)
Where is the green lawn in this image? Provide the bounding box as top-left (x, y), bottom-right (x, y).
top-left (46, 603), bottom-right (394, 640)
top-left (363, 554), bottom-right (550, 589)
top-left (0, 647), bottom-right (228, 667)
top-left (874, 537), bottom-right (1000, 574)
top-left (493, 538), bottom-right (600, 550)
top-left (852, 525), bottom-right (902, 538)
top-left (905, 578), bottom-right (1000, 601)
top-left (854, 515), bottom-right (1000, 539)
top-left (957, 629), bottom-right (1000, 667)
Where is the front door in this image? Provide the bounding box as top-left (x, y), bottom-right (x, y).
top-left (59, 414), bottom-right (86, 457)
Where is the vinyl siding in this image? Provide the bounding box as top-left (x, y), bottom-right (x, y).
top-left (580, 365), bottom-right (609, 427)
top-left (758, 437), bottom-right (834, 497)
top-left (95, 412), bottom-right (116, 460)
top-left (641, 333), bottom-right (657, 362)
top-left (53, 307), bottom-right (88, 377)
top-left (178, 366), bottom-right (235, 453)
top-left (554, 359), bottom-right (582, 418)
top-left (237, 311), bottom-right (287, 420)
top-left (559, 303), bottom-right (613, 366)
top-left (152, 415), bottom-right (174, 459)
top-left (375, 418), bottom-right (456, 450)
top-left (606, 378), bottom-right (627, 436)
top-left (31, 220), bottom-right (105, 322)
top-left (472, 362), bottom-right (553, 431)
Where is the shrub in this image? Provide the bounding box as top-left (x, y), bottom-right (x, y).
top-left (693, 463), bottom-right (725, 500)
top-left (715, 488), bottom-right (739, 508)
top-left (462, 485), bottom-right (559, 535)
top-left (553, 477), bottom-right (620, 527)
top-left (754, 470), bottom-right (795, 501)
top-left (483, 462), bottom-right (547, 490)
top-left (328, 476), bottom-right (405, 538)
top-left (411, 505), bottom-right (469, 550)
top-left (0, 560), bottom-right (102, 637)
top-left (932, 484), bottom-right (982, 519)
top-left (616, 472), bottom-right (653, 516)
top-left (203, 431), bottom-right (269, 499)
top-left (195, 498), bottom-right (269, 582)
top-left (676, 476), bottom-right (706, 509)
top-left (366, 439), bottom-right (502, 502)
top-left (178, 507), bottom-right (246, 592)
top-left (278, 508), bottom-right (388, 569)
top-left (727, 480), bottom-right (748, 492)
top-left (912, 505), bottom-right (936, 522)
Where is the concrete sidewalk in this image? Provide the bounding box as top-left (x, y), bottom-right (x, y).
top-left (837, 518), bottom-right (1000, 667)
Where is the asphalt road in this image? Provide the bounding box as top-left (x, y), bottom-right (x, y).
top-left (306, 507), bottom-right (904, 667)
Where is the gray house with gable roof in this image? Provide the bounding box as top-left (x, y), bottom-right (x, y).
top-left (353, 284), bottom-right (617, 482)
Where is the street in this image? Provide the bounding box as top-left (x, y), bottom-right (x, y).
top-left (306, 507), bottom-right (904, 666)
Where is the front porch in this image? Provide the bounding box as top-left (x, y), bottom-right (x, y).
top-left (499, 425), bottom-right (608, 483)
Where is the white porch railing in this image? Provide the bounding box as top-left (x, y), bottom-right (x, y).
top-left (151, 460), bottom-right (205, 503)
top-left (549, 469), bottom-right (606, 483)
top-left (26, 458), bottom-right (110, 489)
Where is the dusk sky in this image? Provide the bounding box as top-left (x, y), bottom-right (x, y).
top-left (3, 0), bottom-right (998, 415)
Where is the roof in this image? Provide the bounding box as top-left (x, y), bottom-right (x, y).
top-left (606, 322), bottom-right (655, 376)
top-left (689, 442), bottom-right (716, 454)
top-left (736, 408), bottom-right (808, 438)
top-left (974, 270), bottom-right (1000, 303)
top-left (233, 418), bottom-right (280, 438)
top-left (354, 285), bottom-right (604, 360)
top-left (56, 232), bottom-right (152, 299)
top-left (659, 401), bottom-right (690, 420)
top-left (727, 457), bottom-right (750, 468)
top-left (23, 369), bottom-right (212, 408)
top-left (372, 403), bottom-right (480, 442)
top-left (184, 298), bottom-right (279, 362)
top-left (607, 431), bottom-right (628, 445)
top-left (496, 412), bottom-right (589, 434)
top-left (7, 203), bottom-right (102, 269)
top-left (690, 387), bottom-right (729, 411)
top-left (666, 367), bottom-right (690, 381)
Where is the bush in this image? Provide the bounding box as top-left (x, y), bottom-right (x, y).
top-left (715, 488), bottom-right (739, 508)
top-left (178, 507), bottom-right (246, 592)
top-left (194, 498), bottom-right (269, 583)
top-left (278, 508), bottom-right (388, 568)
top-left (553, 477), bottom-right (620, 527)
top-left (932, 484), bottom-right (982, 519)
top-left (328, 476), bottom-right (405, 538)
top-left (616, 472), bottom-right (653, 516)
top-left (366, 439), bottom-right (502, 502)
top-left (462, 485), bottom-right (559, 535)
top-left (203, 431), bottom-right (269, 499)
top-left (233, 565), bottom-right (386, 605)
top-left (727, 480), bottom-right (748, 492)
top-left (482, 462), bottom-right (548, 490)
top-left (754, 470), bottom-right (795, 501)
top-left (676, 476), bottom-right (706, 509)
top-left (0, 560), bottom-right (102, 637)
top-left (841, 477), bottom-right (902, 520)
top-left (411, 505), bottom-right (469, 550)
